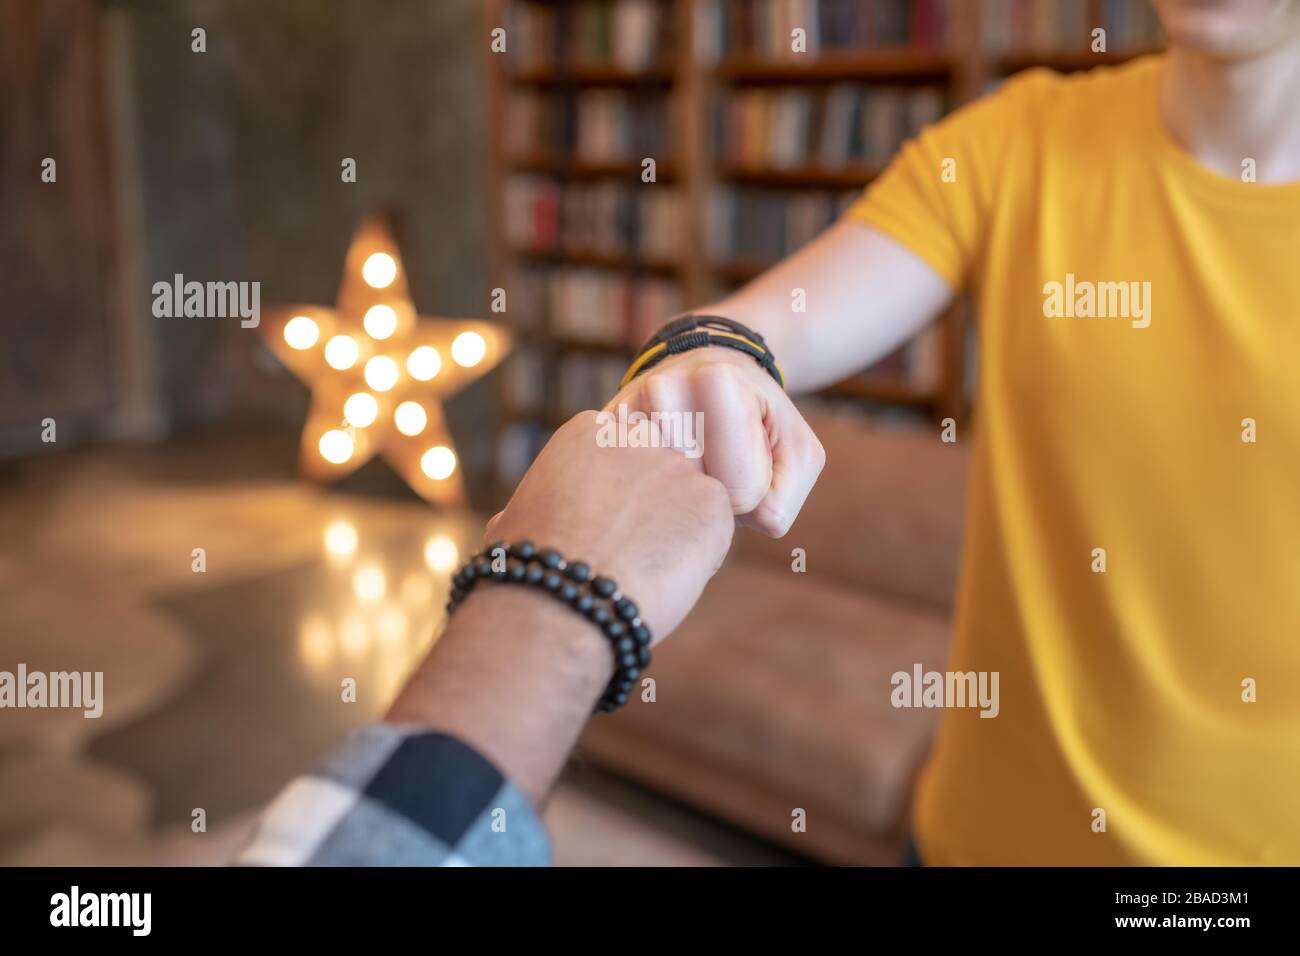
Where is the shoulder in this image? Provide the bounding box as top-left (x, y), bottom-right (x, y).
top-left (992, 54), bottom-right (1165, 129)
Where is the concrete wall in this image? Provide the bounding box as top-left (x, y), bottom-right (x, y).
top-left (120, 0), bottom-right (493, 453)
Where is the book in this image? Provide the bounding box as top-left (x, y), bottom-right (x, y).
top-left (504, 0), bottom-right (675, 71)
top-left (718, 84), bottom-right (944, 168)
top-left (505, 175), bottom-right (684, 261)
top-left (708, 0), bottom-right (954, 58)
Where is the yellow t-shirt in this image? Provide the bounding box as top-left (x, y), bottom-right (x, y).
top-left (847, 54), bottom-right (1300, 865)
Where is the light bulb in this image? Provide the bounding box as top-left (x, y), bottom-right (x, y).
top-left (298, 616), bottom-right (334, 670)
top-left (421, 445), bottom-right (456, 480)
top-left (362, 252), bottom-right (397, 289)
top-left (364, 355), bottom-right (399, 392)
top-left (323, 520), bottom-right (358, 558)
top-left (352, 563), bottom-right (386, 602)
top-left (407, 345), bottom-right (441, 381)
top-left (363, 304), bottom-right (398, 340)
top-left (394, 401), bottom-right (428, 436)
top-left (401, 571), bottom-right (434, 606)
top-left (343, 392), bottom-right (379, 428)
top-left (324, 334), bottom-right (359, 370)
top-left (284, 315), bottom-right (320, 350)
top-left (423, 535), bottom-right (459, 572)
top-left (339, 613), bottom-right (369, 658)
top-left (451, 331), bottom-right (486, 367)
top-left (319, 429), bottom-right (354, 464)
top-left (375, 604), bottom-right (408, 645)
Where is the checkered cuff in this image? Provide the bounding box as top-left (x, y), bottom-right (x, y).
top-left (236, 724), bottom-right (552, 867)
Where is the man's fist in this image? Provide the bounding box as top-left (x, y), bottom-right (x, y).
top-left (607, 347), bottom-right (825, 537)
top-left (486, 411), bottom-right (735, 644)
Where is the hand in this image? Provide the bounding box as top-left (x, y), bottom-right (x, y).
top-left (606, 347), bottom-right (825, 537)
top-left (485, 411), bottom-right (735, 645)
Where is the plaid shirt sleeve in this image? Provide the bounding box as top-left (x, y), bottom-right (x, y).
top-left (235, 724), bottom-right (552, 866)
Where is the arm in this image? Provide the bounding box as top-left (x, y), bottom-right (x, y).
top-left (608, 220), bottom-right (951, 538)
top-left (697, 219), bottom-right (955, 395)
top-left (238, 412), bottom-right (734, 866)
top-left (611, 74), bottom-right (1028, 537)
top-left (385, 587), bottom-right (610, 808)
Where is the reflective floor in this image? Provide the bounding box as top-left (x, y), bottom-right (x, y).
top-left (0, 431), bottom-right (797, 865)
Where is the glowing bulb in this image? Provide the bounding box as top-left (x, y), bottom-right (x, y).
top-left (362, 252), bottom-right (397, 288)
top-left (421, 445), bottom-right (456, 480)
top-left (394, 401), bottom-right (428, 436)
top-left (298, 616), bottom-right (334, 670)
top-left (407, 345), bottom-right (441, 381)
top-left (343, 392), bottom-right (379, 428)
top-left (339, 613), bottom-right (369, 658)
top-left (375, 604), bottom-right (408, 645)
top-left (424, 535), bottom-right (459, 572)
top-left (284, 315), bottom-right (320, 350)
top-left (353, 563), bottom-right (386, 602)
top-left (324, 334), bottom-right (359, 370)
top-left (319, 429), bottom-right (354, 464)
top-left (451, 331), bottom-right (487, 367)
top-left (323, 521), bottom-right (358, 558)
top-left (363, 304), bottom-right (398, 340)
top-left (401, 572), bottom-right (434, 606)
top-left (364, 355), bottom-right (399, 392)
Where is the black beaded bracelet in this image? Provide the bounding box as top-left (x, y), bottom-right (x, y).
top-left (445, 541), bottom-right (651, 713)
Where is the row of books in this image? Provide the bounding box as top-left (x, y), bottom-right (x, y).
top-left (504, 265), bottom-right (683, 346)
top-left (501, 346), bottom-right (546, 414)
top-left (860, 325), bottom-right (944, 392)
top-left (698, 0), bottom-right (954, 60)
top-left (550, 269), bottom-right (682, 345)
top-left (504, 351), bottom-right (629, 420)
top-left (497, 421), bottom-right (552, 486)
top-left (717, 84), bottom-right (943, 168)
top-left (981, 0), bottom-right (1162, 52)
top-left (502, 0), bottom-right (675, 72)
top-left (707, 186), bottom-right (858, 264)
top-left (496, 351), bottom-right (629, 483)
top-left (505, 176), bottom-right (684, 261)
top-left (504, 89), bottom-right (673, 163)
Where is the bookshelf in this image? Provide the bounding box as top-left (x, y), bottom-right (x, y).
top-left (485, 0), bottom-right (1163, 486)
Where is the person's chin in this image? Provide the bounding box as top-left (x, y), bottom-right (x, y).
top-left (1159, 1), bottom-right (1300, 59)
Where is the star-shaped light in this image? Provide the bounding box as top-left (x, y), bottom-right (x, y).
top-left (262, 214), bottom-right (511, 505)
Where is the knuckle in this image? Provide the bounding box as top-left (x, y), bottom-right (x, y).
top-left (726, 480), bottom-right (767, 515)
top-left (751, 500), bottom-right (793, 538)
top-left (695, 474), bottom-right (735, 527)
top-left (689, 360), bottom-right (744, 394)
top-left (640, 370), bottom-right (674, 411)
top-left (807, 434), bottom-right (827, 473)
top-left (567, 409), bottom-right (603, 433)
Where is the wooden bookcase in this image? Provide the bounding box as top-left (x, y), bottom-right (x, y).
top-left (484, 0), bottom-right (1162, 483)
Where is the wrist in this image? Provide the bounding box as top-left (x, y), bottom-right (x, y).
top-left (623, 313), bottom-right (784, 391)
top-left (387, 584), bottom-right (612, 731)
top-left (455, 585), bottom-right (612, 678)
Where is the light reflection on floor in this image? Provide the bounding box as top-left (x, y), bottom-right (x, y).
top-left (3, 434), bottom-right (802, 865)
top-left (292, 518), bottom-right (462, 708)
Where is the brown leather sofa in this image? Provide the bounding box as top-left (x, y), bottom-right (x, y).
top-left (579, 407), bottom-right (970, 864)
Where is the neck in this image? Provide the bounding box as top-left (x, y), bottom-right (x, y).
top-left (1161, 40), bottom-right (1300, 183)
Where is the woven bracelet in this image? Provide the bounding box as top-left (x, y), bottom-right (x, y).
top-left (621, 313), bottom-right (785, 390)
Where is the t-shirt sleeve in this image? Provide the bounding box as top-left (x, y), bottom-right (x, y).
top-left (843, 69), bottom-right (1053, 289)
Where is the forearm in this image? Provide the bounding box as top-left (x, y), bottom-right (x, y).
top-left (696, 219), bottom-right (954, 394)
top-left (385, 586), bottom-right (611, 807)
